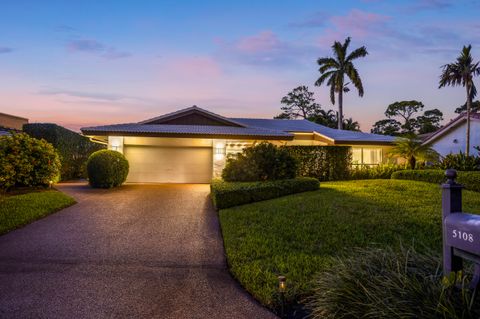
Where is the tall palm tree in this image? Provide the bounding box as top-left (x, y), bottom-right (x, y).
top-left (388, 137), bottom-right (439, 169)
top-left (315, 37), bottom-right (368, 130)
top-left (439, 45), bottom-right (480, 156)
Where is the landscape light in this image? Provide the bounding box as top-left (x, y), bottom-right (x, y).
top-left (278, 275), bottom-right (286, 293)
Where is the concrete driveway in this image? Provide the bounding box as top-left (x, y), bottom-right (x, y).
top-left (0, 183), bottom-right (276, 319)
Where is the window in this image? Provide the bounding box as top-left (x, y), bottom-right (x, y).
top-left (351, 147), bottom-right (383, 166)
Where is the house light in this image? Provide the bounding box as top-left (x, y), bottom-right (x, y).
top-left (214, 142), bottom-right (226, 155)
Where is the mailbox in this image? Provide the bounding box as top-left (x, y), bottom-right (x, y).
top-left (442, 169), bottom-right (480, 290)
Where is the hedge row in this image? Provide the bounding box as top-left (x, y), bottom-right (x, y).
top-left (391, 169), bottom-right (480, 192)
top-left (285, 146), bottom-right (351, 181)
top-left (23, 123), bottom-right (105, 181)
top-left (211, 177), bottom-right (320, 209)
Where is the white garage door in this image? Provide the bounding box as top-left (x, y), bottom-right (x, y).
top-left (123, 146), bottom-right (213, 183)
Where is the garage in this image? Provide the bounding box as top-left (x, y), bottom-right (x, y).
top-left (123, 146), bottom-right (213, 183)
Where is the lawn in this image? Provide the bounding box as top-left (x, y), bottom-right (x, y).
top-left (218, 179), bottom-right (480, 309)
top-left (0, 189), bottom-right (75, 235)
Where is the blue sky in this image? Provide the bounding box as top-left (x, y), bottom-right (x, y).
top-left (1, 0), bottom-right (479, 131)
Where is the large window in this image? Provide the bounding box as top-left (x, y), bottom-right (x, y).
top-left (351, 147), bottom-right (383, 166)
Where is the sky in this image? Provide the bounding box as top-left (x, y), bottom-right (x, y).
top-left (1, 0), bottom-right (480, 132)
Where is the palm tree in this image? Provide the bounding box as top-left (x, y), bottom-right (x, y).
top-left (388, 137), bottom-right (439, 169)
top-left (315, 37), bottom-right (368, 130)
top-left (439, 45), bottom-right (480, 156)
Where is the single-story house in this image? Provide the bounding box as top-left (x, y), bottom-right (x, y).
top-left (81, 106), bottom-right (396, 183)
top-left (423, 112), bottom-right (480, 157)
top-left (0, 112), bottom-right (29, 136)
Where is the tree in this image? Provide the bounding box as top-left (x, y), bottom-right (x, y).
top-left (416, 109), bottom-right (444, 134)
top-left (388, 137), bottom-right (440, 169)
top-left (275, 86), bottom-right (361, 131)
top-left (454, 100), bottom-right (480, 114)
top-left (315, 37), bottom-right (368, 130)
top-left (371, 100), bottom-right (443, 136)
top-left (439, 45), bottom-right (480, 156)
top-left (277, 85), bottom-right (322, 119)
top-left (371, 119), bottom-right (402, 136)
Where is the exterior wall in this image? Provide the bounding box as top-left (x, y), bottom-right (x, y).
top-left (428, 120), bottom-right (480, 157)
top-left (0, 113), bottom-right (28, 130)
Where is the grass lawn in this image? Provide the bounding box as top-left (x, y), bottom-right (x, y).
top-left (0, 189), bottom-right (75, 235)
top-left (218, 179), bottom-right (480, 308)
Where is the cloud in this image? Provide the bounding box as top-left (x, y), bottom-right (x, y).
top-left (66, 39), bottom-right (131, 60)
top-left (288, 11), bottom-right (329, 28)
top-left (38, 88), bottom-right (149, 103)
top-left (215, 31), bottom-right (314, 67)
top-left (407, 0), bottom-right (453, 11)
top-left (0, 47), bottom-right (13, 54)
top-left (168, 56), bottom-right (222, 77)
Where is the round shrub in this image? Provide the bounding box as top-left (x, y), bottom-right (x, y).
top-left (86, 150), bottom-right (129, 188)
top-left (308, 246), bottom-right (480, 318)
top-left (0, 133), bottom-right (61, 190)
top-left (222, 142), bottom-right (297, 182)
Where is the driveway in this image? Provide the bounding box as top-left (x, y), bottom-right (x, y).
top-left (0, 183), bottom-right (276, 319)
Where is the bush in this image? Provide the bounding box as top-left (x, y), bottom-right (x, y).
top-left (86, 150), bottom-right (129, 188)
top-left (439, 152), bottom-right (480, 171)
top-left (211, 177), bottom-right (319, 209)
top-left (308, 245), bottom-right (480, 319)
top-left (391, 169), bottom-right (480, 192)
top-left (349, 164), bottom-right (405, 180)
top-left (23, 123), bottom-right (105, 181)
top-left (0, 133), bottom-right (61, 190)
top-left (222, 142), bottom-right (297, 182)
top-left (285, 146), bottom-right (351, 181)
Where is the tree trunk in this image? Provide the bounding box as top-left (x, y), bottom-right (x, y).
top-left (409, 156), bottom-right (416, 170)
top-left (466, 83), bottom-right (472, 156)
top-left (338, 89), bottom-right (343, 130)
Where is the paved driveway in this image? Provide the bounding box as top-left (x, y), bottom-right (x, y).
top-left (0, 183), bottom-right (276, 319)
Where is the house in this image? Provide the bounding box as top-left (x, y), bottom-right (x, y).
top-left (81, 106), bottom-right (396, 183)
top-left (422, 112), bottom-right (480, 157)
top-left (0, 112), bottom-right (29, 136)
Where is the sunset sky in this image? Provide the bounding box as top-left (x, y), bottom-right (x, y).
top-left (1, 0), bottom-right (479, 132)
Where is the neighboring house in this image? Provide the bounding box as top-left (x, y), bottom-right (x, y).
top-left (0, 112), bottom-right (29, 136)
top-left (81, 106), bottom-right (396, 183)
top-left (423, 112), bottom-right (480, 157)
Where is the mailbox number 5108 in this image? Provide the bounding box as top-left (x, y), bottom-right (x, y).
top-left (452, 230), bottom-right (474, 242)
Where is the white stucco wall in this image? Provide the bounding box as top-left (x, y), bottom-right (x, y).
top-left (429, 119), bottom-right (480, 157)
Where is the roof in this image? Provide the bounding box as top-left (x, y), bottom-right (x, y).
top-left (81, 106), bottom-right (396, 144)
top-left (423, 112), bottom-right (480, 145)
top-left (0, 112), bottom-right (28, 121)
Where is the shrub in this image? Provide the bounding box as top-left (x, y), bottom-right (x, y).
top-left (308, 245), bottom-right (480, 319)
top-left (0, 133), bottom-right (61, 190)
top-left (86, 150), bottom-right (129, 188)
top-left (391, 169), bottom-right (480, 192)
top-left (285, 146), bottom-right (351, 181)
top-left (211, 177), bottom-right (319, 209)
top-left (222, 142), bottom-right (297, 182)
top-left (23, 123), bottom-right (105, 181)
top-left (349, 164), bottom-right (405, 180)
top-left (439, 152), bottom-right (480, 171)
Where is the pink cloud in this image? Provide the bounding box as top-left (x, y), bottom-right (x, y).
top-left (168, 56), bottom-right (222, 78)
top-left (235, 31), bottom-right (283, 53)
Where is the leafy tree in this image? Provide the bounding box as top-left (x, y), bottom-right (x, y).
top-left (439, 45), bottom-right (480, 156)
top-left (388, 137), bottom-right (440, 169)
top-left (275, 86), bottom-right (360, 131)
top-left (417, 109), bottom-right (444, 134)
top-left (454, 100), bottom-right (480, 114)
top-left (277, 85), bottom-right (322, 119)
top-left (371, 119), bottom-right (402, 136)
top-left (371, 100), bottom-right (443, 135)
top-left (315, 37), bottom-right (368, 130)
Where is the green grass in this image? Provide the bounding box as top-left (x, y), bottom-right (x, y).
top-left (218, 179), bottom-right (480, 308)
top-left (0, 189), bottom-right (75, 235)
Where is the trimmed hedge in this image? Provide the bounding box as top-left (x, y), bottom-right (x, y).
top-left (349, 164), bottom-right (405, 180)
top-left (211, 177), bottom-right (319, 209)
top-left (87, 150), bottom-right (129, 188)
top-left (391, 169), bottom-right (480, 192)
top-left (23, 123), bottom-right (105, 181)
top-left (285, 146), bottom-right (351, 181)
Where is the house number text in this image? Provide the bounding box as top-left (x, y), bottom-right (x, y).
top-left (452, 230), bottom-right (474, 242)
